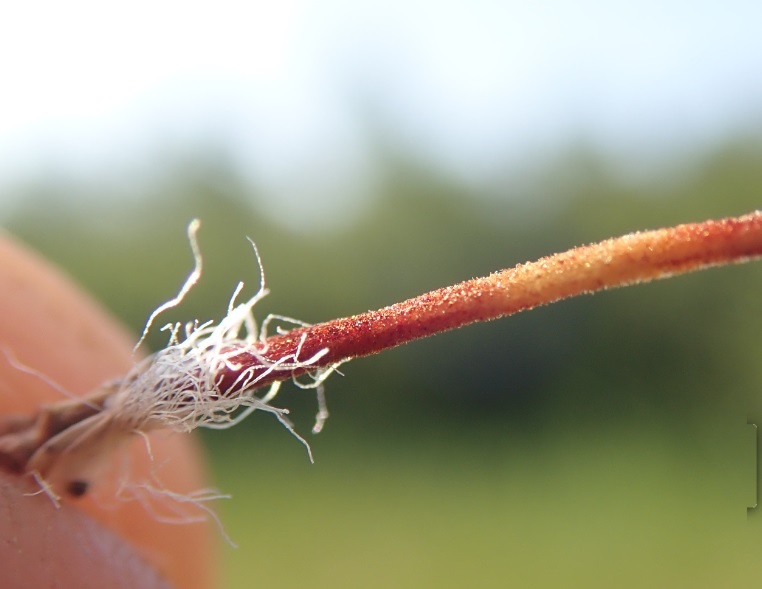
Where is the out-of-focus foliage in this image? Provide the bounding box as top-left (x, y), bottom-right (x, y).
top-left (3, 137), bottom-right (762, 587)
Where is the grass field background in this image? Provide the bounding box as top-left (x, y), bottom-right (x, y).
top-left (207, 415), bottom-right (756, 588)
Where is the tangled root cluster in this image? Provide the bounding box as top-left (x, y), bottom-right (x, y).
top-left (119, 220), bottom-right (341, 460)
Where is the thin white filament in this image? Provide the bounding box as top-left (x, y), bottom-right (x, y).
top-left (118, 221), bottom-right (342, 459)
top-left (134, 219), bottom-right (203, 353)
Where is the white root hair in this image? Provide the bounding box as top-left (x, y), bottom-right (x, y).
top-left (1, 347), bottom-right (100, 409)
top-left (3, 220), bottom-right (340, 529)
top-left (116, 464), bottom-right (236, 546)
top-left (117, 220), bottom-right (341, 460)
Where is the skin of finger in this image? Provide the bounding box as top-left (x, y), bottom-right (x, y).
top-left (0, 231), bottom-right (215, 589)
top-left (0, 471), bottom-right (173, 589)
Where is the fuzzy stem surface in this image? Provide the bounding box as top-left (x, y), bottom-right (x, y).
top-left (218, 210), bottom-right (762, 393)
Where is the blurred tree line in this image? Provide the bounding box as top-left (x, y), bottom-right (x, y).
top-left (3, 137), bottom-right (761, 442)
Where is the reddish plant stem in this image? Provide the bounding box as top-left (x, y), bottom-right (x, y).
top-left (218, 210), bottom-right (762, 392)
top-left (2, 210), bottom-right (762, 485)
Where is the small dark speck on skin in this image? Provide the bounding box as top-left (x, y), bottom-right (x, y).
top-left (67, 480), bottom-right (89, 498)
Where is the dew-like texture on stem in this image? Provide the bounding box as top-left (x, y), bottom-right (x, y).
top-left (215, 211), bottom-right (762, 391)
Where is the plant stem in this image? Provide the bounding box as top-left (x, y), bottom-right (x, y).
top-left (2, 210), bottom-right (761, 491)
top-left (218, 210), bottom-right (762, 392)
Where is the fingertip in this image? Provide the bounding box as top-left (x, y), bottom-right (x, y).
top-left (0, 471), bottom-right (173, 589)
top-left (0, 232), bottom-right (216, 589)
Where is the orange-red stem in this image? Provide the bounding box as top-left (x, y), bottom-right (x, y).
top-left (219, 210), bottom-right (762, 392)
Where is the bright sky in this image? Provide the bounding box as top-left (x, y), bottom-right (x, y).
top-left (1, 0), bottom-right (761, 216)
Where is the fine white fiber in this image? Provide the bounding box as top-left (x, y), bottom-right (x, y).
top-left (117, 219), bottom-right (342, 457)
top-left (9, 220), bottom-right (343, 515)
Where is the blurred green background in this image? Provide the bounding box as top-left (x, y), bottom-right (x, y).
top-left (2, 138), bottom-right (761, 587)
